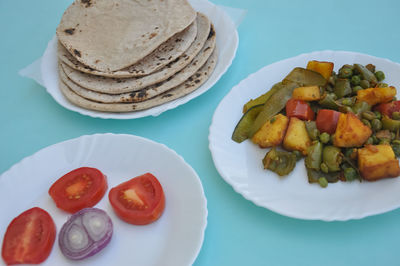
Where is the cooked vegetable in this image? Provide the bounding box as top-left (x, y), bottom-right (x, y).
top-left (59, 208), bottom-right (113, 260)
top-left (374, 100), bottom-right (400, 118)
top-left (292, 86), bottom-right (321, 101)
top-left (358, 145), bottom-right (400, 181)
top-left (333, 113), bottom-right (372, 147)
top-left (316, 109), bottom-right (341, 134)
top-left (109, 173), bottom-right (165, 225)
top-left (285, 99), bottom-right (315, 121)
top-left (262, 148), bottom-right (297, 176)
top-left (232, 104), bottom-right (263, 143)
top-left (243, 82), bottom-right (282, 113)
top-left (49, 167), bottom-right (108, 213)
top-left (334, 79), bottom-right (352, 98)
top-left (356, 86), bottom-right (396, 106)
top-left (305, 121), bottom-right (320, 140)
top-left (318, 93), bottom-right (339, 110)
top-left (322, 146), bottom-right (342, 172)
top-left (305, 141), bottom-right (323, 170)
top-left (306, 60), bottom-right (334, 80)
top-left (251, 114), bottom-right (289, 148)
top-left (354, 64), bottom-right (378, 87)
top-left (1, 207), bottom-right (56, 265)
top-left (381, 115), bottom-right (400, 132)
top-left (248, 82), bottom-right (298, 138)
top-left (283, 67), bottom-right (327, 87)
top-left (283, 117), bottom-right (312, 155)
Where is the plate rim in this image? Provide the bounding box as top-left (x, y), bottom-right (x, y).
top-left (0, 133), bottom-right (208, 265)
top-left (209, 50), bottom-right (400, 221)
top-left (40, 0), bottom-right (239, 120)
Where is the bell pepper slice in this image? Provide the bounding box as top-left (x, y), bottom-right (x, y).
top-left (286, 99), bottom-right (315, 121)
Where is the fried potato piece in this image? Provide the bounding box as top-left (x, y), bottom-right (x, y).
top-left (283, 117), bottom-right (311, 155)
top-left (306, 60), bottom-right (334, 80)
top-left (292, 86), bottom-right (321, 101)
top-left (358, 144), bottom-right (400, 181)
top-left (356, 86), bottom-right (396, 106)
top-left (333, 113), bottom-right (372, 147)
top-left (251, 114), bottom-right (289, 148)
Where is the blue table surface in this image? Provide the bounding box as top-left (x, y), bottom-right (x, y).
top-left (2, 0), bottom-right (400, 265)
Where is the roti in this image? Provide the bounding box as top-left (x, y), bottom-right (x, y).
top-left (58, 13), bottom-right (206, 78)
top-left (59, 49), bottom-right (218, 112)
top-left (57, 0), bottom-right (196, 72)
top-left (59, 26), bottom-right (216, 103)
top-left (60, 13), bottom-right (212, 93)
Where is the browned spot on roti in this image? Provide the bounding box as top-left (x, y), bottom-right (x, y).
top-left (73, 49), bottom-right (81, 57)
top-left (81, 0), bottom-right (92, 7)
top-left (162, 94), bottom-right (173, 98)
top-left (64, 28), bottom-right (75, 35)
top-left (149, 32), bottom-right (157, 39)
top-left (95, 60), bottom-right (100, 64)
top-left (194, 79), bottom-right (201, 83)
top-left (208, 26), bottom-right (215, 40)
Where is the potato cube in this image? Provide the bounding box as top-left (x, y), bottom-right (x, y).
top-left (306, 60), bottom-right (334, 80)
top-left (333, 113), bottom-right (372, 147)
top-left (356, 86), bottom-right (396, 106)
top-left (251, 114), bottom-right (289, 148)
top-left (283, 117), bottom-right (311, 155)
top-left (358, 144), bottom-right (400, 181)
top-left (292, 86), bottom-right (321, 101)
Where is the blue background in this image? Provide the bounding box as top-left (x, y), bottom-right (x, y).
top-left (1, 0), bottom-right (400, 265)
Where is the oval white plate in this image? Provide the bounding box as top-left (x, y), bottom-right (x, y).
top-left (41, 0), bottom-right (238, 119)
top-left (0, 134), bottom-right (207, 265)
top-left (209, 50), bottom-right (400, 221)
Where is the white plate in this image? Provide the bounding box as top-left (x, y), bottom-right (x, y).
top-left (41, 0), bottom-right (238, 119)
top-left (209, 50), bottom-right (400, 221)
top-left (0, 134), bottom-right (207, 265)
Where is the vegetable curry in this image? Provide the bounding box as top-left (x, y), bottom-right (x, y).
top-left (232, 60), bottom-right (400, 187)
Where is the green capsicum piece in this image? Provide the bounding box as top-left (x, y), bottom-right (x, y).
top-left (232, 104), bottom-right (264, 143)
top-left (262, 147), bottom-right (297, 176)
top-left (322, 146), bottom-right (342, 172)
top-left (334, 78), bottom-right (352, 98)
top-left (283, 67), bottom-right (327, 87)
top-left (318, 93), bottom-right (339, 110)
top-left (305, 141), bottom-right (323, 170)
top-left (242, 82), bottom-right (282, 113)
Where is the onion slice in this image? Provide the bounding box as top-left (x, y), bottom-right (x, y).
top-left (59, 208), bottom-right (113, 260)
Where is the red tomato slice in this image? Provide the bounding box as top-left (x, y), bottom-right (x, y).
top-left (316, 109), bottom-right (341, 134)
top-left (2, 207), bottom-right (56, 265)
top-left (374, 100), bottom-right (400, 118)
top-left (108, 173), bottom-right (165, 225)
top-left (49, 167), bottom-right (107, 213)
top-left (286, 99), bottom-right (315, 121)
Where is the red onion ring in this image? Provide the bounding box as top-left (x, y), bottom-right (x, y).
top-left (59, 208), bottom-right (113, 260)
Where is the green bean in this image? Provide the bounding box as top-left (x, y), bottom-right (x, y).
top-left (375, 71), bottom-right (385, 81)
top-left (371, 119), bottom-right (382, 131)
top-left (352, 101), bottom-right (371, 116)
top-left (305, 121), bottom-right (320, 140)
top-left (362, 111), bottom-right (376, 121)
top-left (305, 141), bottom-right (323, 170)
top-left (318, 93), bottom-right (339, 110)
top-left (379, 139), bottom-right (391, 145)
top-left (340, 97), bottom-right (354, 106)
top-left (354, 64), bottom-right (378, 87)
top-left (334, 79), bottom-right (352, 98)
top-left (319, 132), bottom-right (330, 144)
top-left (361, 119), bottom-right (371, 128)
top-left (322, 146), bottom-right (342, 172)
top-left (318, 177), bottom-right (328, 188)
top-left (360, 79), bottom-right (370, 89)
top-left (344, 167), bottom-right (358, 181)
top-left (320, 163), bottom-right (329, 173)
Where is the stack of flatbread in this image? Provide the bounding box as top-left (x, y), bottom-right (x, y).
top-left (56, 0), bottom-right (217, 113)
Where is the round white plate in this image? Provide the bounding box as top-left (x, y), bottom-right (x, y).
top-left (209, 50), bottom-right (400, 221)
top-left (0, 134), bottom-right (207, 266)
top-left (41, 0), bottom-right (238, 119)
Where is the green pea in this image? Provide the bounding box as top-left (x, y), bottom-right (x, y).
top-left (392, 112), bottom-right (400, 120)
top-left (374, 111), bottom-right (382, 120)
top-left (341, 98), bottom-right (353, 106)
top-left (360, 79), bottom-right (370, 89)
top-left (338, 67), bottom-right (353, 79)
top-left (391, 143), bottom-right (400, 157)
top-left (372, 135), bottom-right (379, 144)
top-left (319, 132), bottom-right (330, 144)
top-left (344, 148), bottom-right (355, 158)
top-left (320, 163), bottom-right (329, 173)
top-left (375, 71), bottom-right (385, 81)
top-left (318, 177), bottom-right (328, 188)
top-left (344, 167), bottom-right (358, 181)
top-left (361, 119), bottom-right (371, 128)
top-left (362, 111), bottom-right (376, 121)
top-left (352, 86), bottom-right (363, 94)
top-left (371, 119), bottom-right (382, 131)
top-left (351, 75), bottom-right (361, 86)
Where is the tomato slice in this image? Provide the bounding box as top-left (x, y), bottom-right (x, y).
top-left (49, 167), bottom-right (108, 213)
top-left (2, 207), bottom-right (56, 265)
top-left (374, 100), bottom-right (400, 118)
top-left (316, 109), bottom-right (341, 134)
top-left (286, 99), bottom-right (315, 121)
top-left (108, 173), bottom-right (165, 225)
